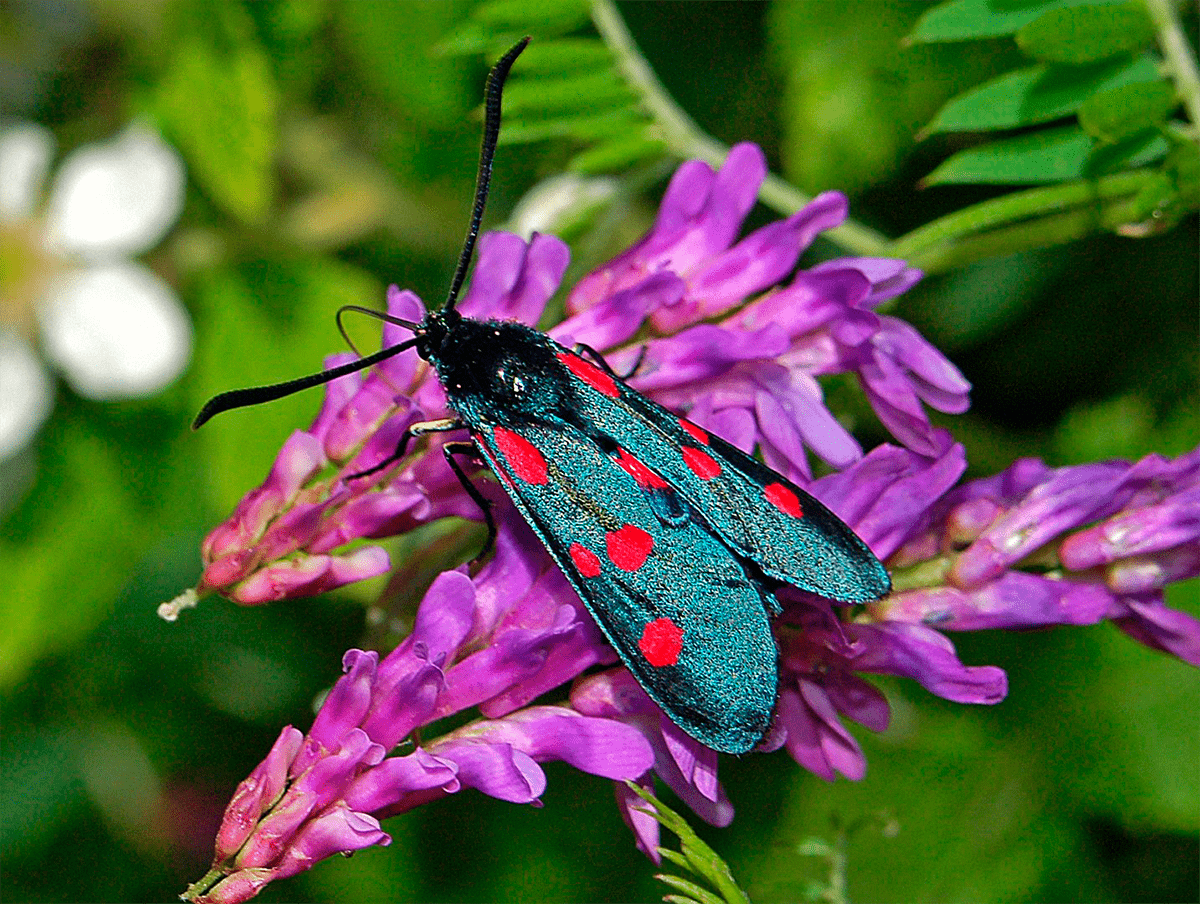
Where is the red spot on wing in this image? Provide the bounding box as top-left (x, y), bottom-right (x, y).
top-left (558, 351), bottom-right (619, 398)
top-left (682, 446), bottom-right (721, 480)
top-left (639, 617), bottom-right (683, 667)
top-left (764, 482), bottom-right (804, 518)
top-left (492, 427), bottom-right (548, 484)
top-left (569, 542), bottom-right (602, 578)
top-left (679, 418), bottom-right (709, 445)
top-left (616, 448), bottom-right (668, 489)
top-left (606, 524), bottom-right (653, 572)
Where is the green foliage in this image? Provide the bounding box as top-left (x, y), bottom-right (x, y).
top-left (904, 0), bottom-right (1197, 265)
top-left (153, 4), bottom-right (279, 225)
top-left (625, 783), bottom-right (751, 904)
top-left (924, 56), bottom-right (1161, 134)
top-left (1016, 2), bottom-right (1156, 64)
top-left (1079, 80), bottom-right (1179, 141)
top-left (439, 0), bottom-right (666, 176)
top-left (912, 0), bottom-right (1183, 183)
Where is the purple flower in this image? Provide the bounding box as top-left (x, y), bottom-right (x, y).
top-left (870, 446), bottom-right (1200, 665)
top-left (180, 144), bottom-right (1200, 901)
top-left (188, 518), bottom-right (654, 903)
top-left (194, 144), bottom-right (965, 605)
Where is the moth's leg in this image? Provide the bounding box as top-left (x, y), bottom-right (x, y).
top-left (348, 417), bottom-right (464, 481)
top-left (442, 440), bottom-right (497, 561)
top-left (574, 343), bottom-right (647, 381)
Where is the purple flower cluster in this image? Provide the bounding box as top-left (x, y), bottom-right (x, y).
top-left (182, 144), bottom-right (1200, 902)
top-left (196, 145), bottom-right (966, 604)
top-left (874, 444), bottom-right (1200, 665)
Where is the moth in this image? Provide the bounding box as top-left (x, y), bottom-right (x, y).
top-left (195, 38), bottom-right (890, 754)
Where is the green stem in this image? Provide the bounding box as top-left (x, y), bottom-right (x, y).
top-left (1143, 0), bottom-right (1200, 131)
top-left (589, 0), bottom-right (891, 257)
top-left (891, 170), bottom-right (1154, 270)
top-left (182, 867), bottom-right (227, 902)
top-left (826, 824), bottom-right (850, 904)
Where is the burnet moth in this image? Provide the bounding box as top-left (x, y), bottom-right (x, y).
top-left (194, 38), bottom-right (891, 754)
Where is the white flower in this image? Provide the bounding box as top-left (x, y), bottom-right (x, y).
top-left (0, 121), bottom-right (190, 458)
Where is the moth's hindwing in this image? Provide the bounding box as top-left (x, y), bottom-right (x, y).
top-left (555, 347), bottom-right (891, 604)
top-left (474, 419), bottom-right (778, 755)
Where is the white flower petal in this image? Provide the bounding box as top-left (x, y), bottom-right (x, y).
top-left (39, 262), bottom-right (192, 399)
top-left (43, 123), bottom-right (185, 259)
top-left (0, 330), bottom-right (54, 458)
top-left (0, 122), bottom-right (54, 222)
top-left (510, 173), bottom-right (618, 239)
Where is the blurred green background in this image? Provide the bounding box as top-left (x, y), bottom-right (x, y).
top-left (2, 2), bottom-right (1196, 902)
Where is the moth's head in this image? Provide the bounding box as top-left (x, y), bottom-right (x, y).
top-left (417, 307), bottom-right (462, 360)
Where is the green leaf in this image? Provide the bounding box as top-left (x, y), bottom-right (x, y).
top-left (926, 122), bottom-right (1167, 185)
top-left (474, 0), bottom-right (590, 33)
top-left (925, 55), bottom-right (1160, 133)
top-left (500, 70), bottom-right (636, 115)
top-left (625, 783), bottom-right (750, 904)
top-left (1083, 128), bottom-right (1169, 175)
top-left (569, 134), bottom-right (667, 174)
top-left (435, 20), bottom-right (526, 57)
top-left (910, 0), bottom-right (1086, 43)
top-left (657, 875), bottom-right (725, 904)
top-left (926, 124), bottom-right (1095, 184)
top-left (499, 107), bottom-right (646, 145)
top-left (155, 35), bottom-right (278, 225)
top-left (514, 38), bottom-right (614, 74)
top-left (1017, 2), bottom-right (1155, 63)
top-left (1079, 80), bottom-right (1178, 142)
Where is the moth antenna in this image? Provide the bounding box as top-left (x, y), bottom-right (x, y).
top-left (336, 304), bottom-right (421, 358)
top-left (193, 39), bottom-right (528, 430)
top-left (192, 337), bottom-right (418, 430)
top-left (442, 36), bottom-right (530, 315)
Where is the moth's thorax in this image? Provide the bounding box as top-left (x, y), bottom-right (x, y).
top-left (422, 313), bottom-right (572, 425)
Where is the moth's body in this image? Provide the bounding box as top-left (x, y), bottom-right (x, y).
top-left (416, 309), bottom-right (888, 753)
top-left (195, 38), bottom-right (891, 756)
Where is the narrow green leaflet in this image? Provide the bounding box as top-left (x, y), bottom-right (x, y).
top-left (500, 70), bottom-right (637, 115)
top-left (570, 134), bottom-right (667, 174)
top-left (439, 0), bottom-right (590, 54)
top-left (625, 782), bottom-right (751, 904)
top-left (155, 37), bottom-right (278, 225)
top-left (927, 125), bottom-right (1093, 184)
top-left (1016, 2), bottom-right (1156, 63)
top-left (910, 0), bottom-right (1098, 43)
top-left (925, 123), bottom-right (1167, 185)
top-left (925, 55), bottom-right (1161, 133)
top-left (512, 38), bottom-right (615, 73)
top-left (1079, 81), bottom-right (1179, 142)
top-left (498, 107), bottom-right (646, 145)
